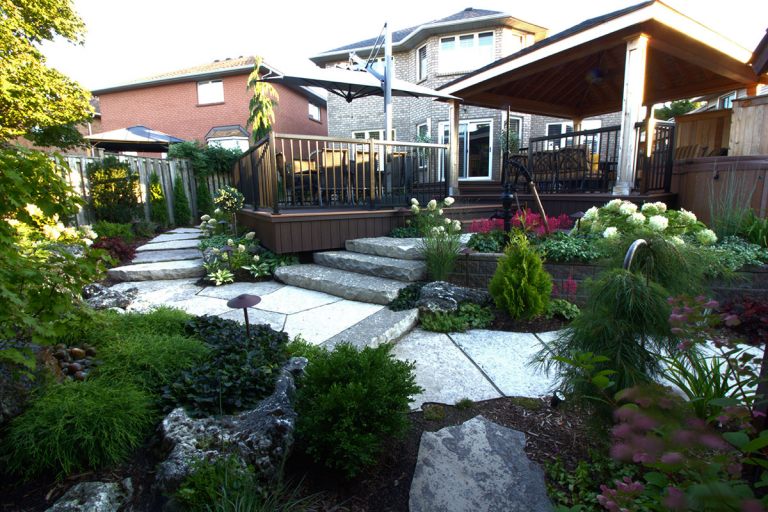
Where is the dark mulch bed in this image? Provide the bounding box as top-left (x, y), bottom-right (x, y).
top-left (289, 396), bottom-right (595, 512)
top-left (489, 308), bottom-right (569, 333)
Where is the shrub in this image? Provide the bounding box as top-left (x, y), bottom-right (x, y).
top-left (534, 232), bottom-right (606, 263)
top-left (149, 171), bottom-right (169, 227)
top-left (533, 269), bottom-right (675, 402)
top-left (709, 171), bottom-right (754, 239)
top-left (719, 297), bottom-right (768, 346)
top-left (420, 302), bottom-right (494, 333)
top-left (164, 316), bottom-right (289, 416)
top-left (741, 210), bottom-right (768, 248)
top-left (213, 186), bottom-right (245, 234)
top-left (295, 343), bottom-right (422, 478)
top-left (408, 196), bottom-right (456, 237)
top-left (196, 179), bottom-right (214, 218)
top-left (87, 156), bottom-right (140, 223)
top-left (545, 298), bottom-right (580, 321)
top-left (286, 335), bottom-right (326, 361)
top-left (131, 220), bottom-right (158, 238)
top-left (92, 236), bottom-right (135, 264)
top-left (92, 221), bottom-right (134, 242)
top-left (421, 222), bottom-right (462, 281)
top-left (709, 236), bottom-right (768, 271)
top-left (467, 229), bottom-right (507, 253)
top-left (388, 282), bottom-right (424, 311)
top-left (172, 173), bottom-right (192, 226)
top-left (389, 225), bottom-right (420, 238)
top-left (2, 380), bottom-right (155, 478)
top-left (489, 232), bottom-right (552, 320)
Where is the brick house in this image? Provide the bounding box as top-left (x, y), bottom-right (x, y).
top-left (92, 56), bottom-right (327, 153)
top-left (311, 8), bottom-right (620, 182)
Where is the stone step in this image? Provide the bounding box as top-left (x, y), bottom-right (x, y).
top-left (323, 308), bottom-right (419, 350)
top-left (136, 239), bottom-right (201, 252)
top-left (131, 248), bottom-right (202, 264)
top-left (151, 232), bottom-right (202, 243)
top-left (346, 237), bottom-right (424, 260)
top-left (107, 259), bottom-right (205, 282)
top-left (274, 264), bottom-right (408, 305)
top-left (314, 251), bottom-right (426, 282)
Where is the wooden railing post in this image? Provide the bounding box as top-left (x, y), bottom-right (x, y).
top-left (269, 131), bottom-right (280, 214)
top-left (368, 139), bottom-right (375, 209)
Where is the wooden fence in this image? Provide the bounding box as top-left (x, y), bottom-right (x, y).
top-left (62, 155), bottom-right (231, 226)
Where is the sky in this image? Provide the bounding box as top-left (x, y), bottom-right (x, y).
top-left (42, 0), bottom-right (767, 91)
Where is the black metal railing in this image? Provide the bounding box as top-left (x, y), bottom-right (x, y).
top-left (634, 121), bottom-right (675, 193)
top-left (233, 133), bottom-right (448, 213)
top-left (522, 125), bottom-right (622, 193)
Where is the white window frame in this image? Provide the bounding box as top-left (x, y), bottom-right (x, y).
top-left (197, 79), bottom-right (224, 105)
top-left (718, 92), bottom-right (736, 109)
top-left (545, 120), bottom-right (602, 151)
top-left (352, 129), bottom-right (396, 140)
top-left (417, 44), bottom-right (428, 81)
top-left (308, 102), bottom-right (321, 122)
top-left (416, 121), bottom-right (431, 169)
top-left (438, 118), bottom-right (494, 181)
top-left (439, 31), bottom-right (494, 73)
top-left (207, 137), bottom-right (249, 152)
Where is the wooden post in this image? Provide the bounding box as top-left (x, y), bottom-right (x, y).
top-left (614, 34), bottom-right (649, 196)
top-left (448, 99), bottom-right (460, 196)
top-left (368, 139), bottom-right (375, 208)
top-left (269, 131), bottom-right (280, 214)
top-left (572, 117), bottom-right (583, 132)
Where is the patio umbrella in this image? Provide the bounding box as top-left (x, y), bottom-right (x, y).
top-left (85, 125), bottom-right (184, 152)
top-left (260, 66), bottom-right (459, 103)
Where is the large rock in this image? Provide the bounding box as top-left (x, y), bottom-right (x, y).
top-left (131, 248), bottom-right (202, 264)
top-left (46, 479), bottom-right (132, 512)
top-left (274, 264), bottom-right (408, 305)
top-left (409, 416), bottom-right (553, 512)
top-left (416, 281), bottom-right (491, 313)
top-left (135, 239), bottom-right (201, 252)
top-left (107, 259), bottom-right (205, 282)
top-left (83, 283), bottom-right (138, 309)
top-left (345, 237), bottom-right (424, 260)
top-left (314, 251), bottom-right (427, 282)
top-left (155, 358), bottom-right (307, 493)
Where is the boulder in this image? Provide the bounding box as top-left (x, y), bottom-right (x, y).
top-left (155, 357), bottom-right (307, 494)
top-left (45, 479), bottom-right (132, 512)
top-left (416, 281), bottom-right (491, 314)
top-left (84, 285), bottom-right (138, 310)
top-left (409, 415), bottom-right (553, 512)
top-left (0, 342), bottom-right (62, 427)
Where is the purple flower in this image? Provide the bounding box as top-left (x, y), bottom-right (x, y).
top-left (724, 314), bottom-right (741, 327)
top-left (663, 487), bottom-right (688, 511)
top-left (660, 452), bottom-right (684, 465)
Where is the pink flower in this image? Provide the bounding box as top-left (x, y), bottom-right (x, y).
top-left (663, 487), bottom-right (687, 511)
top-left (724, 314), bottom-right (741, 327)
top-left (660, 452), bottom-right (684, 465)
top-left (742, 499), bottom-right (766, 512)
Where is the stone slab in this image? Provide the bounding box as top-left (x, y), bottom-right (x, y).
top-left (111, 279), bottom-right (203, 311)
top-left (135, 239), bottom-right (201, 252)
top-left (409, 416), bottom-right (553, 512)
top-left (392, 329), bottom-right (501, 410)
top-left (150, 232), bottom-right (203, 242)
top-left (314, 251), bottom-right (427, 282)
top-left (131, 248), bottom-right (202, 264)
top-left (450, 330), bottom-right (556, 398)
top-left (283, 300), bottom-right (383, 345)
top-left (346, 237), bottom-right (424, 260)
top-left (254, 285), bottom-right (342, 314)
top-left (323, 307), bottom-right (418, 350)
top-left (162, 296), bottom-right (231, 316)
top-left (198, 281), bottom-right (285, 300)
top-left (166, 228), bottom-right (202, 234)
top-left (275, 264), bottom-right (408, 305)
top-left (107, 259), bottom-right (204, 282)
top-left (217, 308), bottom-right (287, 332)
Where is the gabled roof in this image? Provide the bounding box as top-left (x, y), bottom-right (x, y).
top-left (91, 57), bottom-right (327, 104)
top-left (311, 7), bottom-right (547, 64)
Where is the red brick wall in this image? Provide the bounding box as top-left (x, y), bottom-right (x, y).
top-left (97, 73), bottom-right (327, 143)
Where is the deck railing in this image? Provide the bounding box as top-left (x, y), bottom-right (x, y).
top-left (233, 133), bottom-right (449, 213)
top-left (634, 121), bottom-right (675, 193)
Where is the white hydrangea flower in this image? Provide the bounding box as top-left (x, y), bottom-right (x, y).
top-left (670, 236), bottom-right (685, 246)
top-left (654, 201), bottom-right (667, 213)
top-left (679, 209), bottom-right (697, 225)
top-left (602, 226), bottom-right (619, 238)
top-left (214, 208), bottom-right (223, 215)
top-left (227, 239), bottom-right (234, 246)
top-left (696, 228), bottom-right (717, 245)
top-left (83, 238), bottom-right (93, 247)
top-left (201, 214), bottom-right (211, 222)
top-left (221, 252), bottom-right (229, 261)
top-left (253, 254), bottom-right (260, 262)
top-left (444, 197), bottom-right (455, 206)
top-left (63, 227), bottom-right (77, 238)
top-left (212, 248), bottom-right (221, 254)
top-left (25, 204), bottom-right (43, 217)
top-left (245, 232), bottom-right (256, 240)
top-left (411, 205), bottom-right (420, 214)
top-left (207, 219), bottom-right (217, 226)
top-left (583, 206), bottom-right (599, 221)
top-left (427, 199), bottom-right (437, 210)
top-left (237, 244), bottom-right (246, 253)
top-left (628, 212), bottom-right (646, 226)
top-left (410, 198), bottom-right (419, 206)
top-left (445, 218), bottom-right (452, 224)
top-left (619, 202), bottom-right (638, 216)
top-left (648, 215), bottom-right (669, 231)
top-left (452, 220), bottom-right (462, 232)
top-left (605, 199), bottom-right (623, 211)
top-left (640, 203), bottom-right (658, 215)
top-left (438, 209), bottom-right (444, 215)
top-left (42, 224), bottom-right (61, 240)
top-left (430, 226), bottom-right (444, 236)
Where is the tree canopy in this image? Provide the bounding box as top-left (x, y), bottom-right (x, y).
top-left (654, 100), bottom-right (699, 121)
top-left (0, 0), bottom-right (93, 142)
top-left (247, 56), bottom-right (279, 142)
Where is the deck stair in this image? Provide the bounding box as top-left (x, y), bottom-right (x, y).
top-left (274, 237), bottom-right (427, 305)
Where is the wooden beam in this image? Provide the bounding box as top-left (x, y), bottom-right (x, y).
top-left (448, 100), bottom-right (460, 195)
top-left (645, 79), bottom-right (742, 105)
top-left (467, 92), bottom-right (579, 118)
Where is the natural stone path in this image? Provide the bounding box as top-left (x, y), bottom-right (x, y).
top-left (107, 228), bottom-right (205, 282)
top-left (410, 416), bottom-right (553, 512)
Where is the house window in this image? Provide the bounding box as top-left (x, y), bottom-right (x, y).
top-left (416, 122), bottom-right (430, 168)
top-left (197, 79), bottom-right (224, 105)
top-left (545, 120), bottom-right (601, 151)
top-left (417, 45), bottom-right (428, 81)
top-left (439, 31), bottom-right (494, 73)
top-left (308, 102), bottom-right (321, 121)
top-left (352, 129), bottom-right (396, 140)
top-left (718, 92), bottom-right (736, 109)
top-left (208, 138), bottom-right (249, 151)
top-left (501, 115), bottom-right (522, 152)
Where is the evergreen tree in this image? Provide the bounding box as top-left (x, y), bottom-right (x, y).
top-left (149, 172), bottom-right (169, 227)
top-left (172, 173), bottom-right (192, 226)
top-left (196, 179), bottom-right (214, 218)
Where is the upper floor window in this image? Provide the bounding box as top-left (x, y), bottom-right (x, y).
top-left (352, 128), bottom-right (396, 140)
top-left (197, 79), bottom-right (224, 105)
top-left (439, 31), bottom-right (494, 73)
top-left (308, 102), bottom-right (321, 121)
top-left (718, 92), bottom-right (736, 109)
top-left (417, 45), bottom-right (427, 81)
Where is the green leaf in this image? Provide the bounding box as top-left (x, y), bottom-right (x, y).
top-left (644, 471), bottom-right (669, 488)
top-left (723, 431), bottom-right (750, 449)
top-left (741, 435), bottom-right (768, 453)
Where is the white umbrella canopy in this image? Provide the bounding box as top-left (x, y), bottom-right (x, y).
top-left (85, 125), bottom-right (184, 152)
top-left (260, 66), bottom-right (459, 103)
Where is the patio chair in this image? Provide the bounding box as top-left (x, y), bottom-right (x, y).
top-left (556, 146), bottom-right (591, 191)
top-left (530, 151), bottom-right (556, 192)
